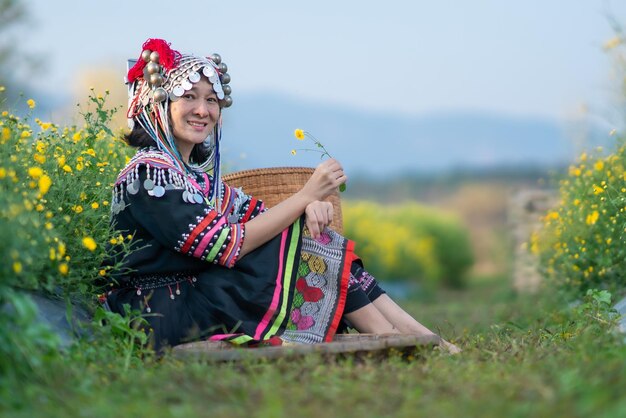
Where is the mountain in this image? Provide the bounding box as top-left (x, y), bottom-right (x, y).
top-left (220, 92), bottom-right (601, 177)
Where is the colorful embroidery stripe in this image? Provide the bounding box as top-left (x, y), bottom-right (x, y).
top-left (181, 211), bottom-right (218, 254)
top-left (324, 239), bottom-right (355, 342)
top-left (241, 198), bottom-right (261, 222)
top-left (220, 185), bottom-right (235, 214)
top-left (205, 227), bottom-right (230, 262)
top-left (115, 156), bottom-right (182, 185)
top-left (253, 228), bottom-right (289, 340)
top-left (220, 224), bottom-right (244, 267)
top-left (263, 219), bottom-right (301, 340)
top-left (208, 333), bottom-right (254, 345)
top-left (193, 217), bottom-right (227, 258)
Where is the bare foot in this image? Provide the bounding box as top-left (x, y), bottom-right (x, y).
top-left (440, 339), bottom-right (462, 354)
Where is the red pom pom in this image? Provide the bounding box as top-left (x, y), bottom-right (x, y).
top-left (127, 38), bottom-right (182, 83)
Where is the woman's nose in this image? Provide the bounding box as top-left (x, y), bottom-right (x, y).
top-left (193, 100), bottom-right (210, 117)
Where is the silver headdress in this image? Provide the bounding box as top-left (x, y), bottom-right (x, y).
top-left (125, 38), bottom-right (232, 202)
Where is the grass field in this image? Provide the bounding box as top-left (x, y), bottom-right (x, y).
top-left (3, 274), bottom-right (624, 418)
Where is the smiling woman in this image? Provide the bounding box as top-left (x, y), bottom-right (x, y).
top-left (169, 80), bottom-right (220, 162)
top-left (103, 38), bottom-right (459, 354)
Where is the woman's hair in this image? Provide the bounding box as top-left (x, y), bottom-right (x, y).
top-left (124, 124), bottom-right (213, 166)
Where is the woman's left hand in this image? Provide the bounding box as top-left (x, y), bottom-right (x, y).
top-left (305, 200), bottom-right (333, 239)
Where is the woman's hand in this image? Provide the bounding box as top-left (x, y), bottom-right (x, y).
top-left (305, 201), bottom-right (333, 239)
top-left (300, 159), bottom-right (347, 202)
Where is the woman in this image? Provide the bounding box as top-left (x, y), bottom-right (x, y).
top-left (105, 38), bottom-right (459, 353)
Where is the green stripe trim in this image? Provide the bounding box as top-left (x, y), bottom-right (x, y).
top-left (206, 227), bottom-right (230, 262)
top-left (230, 334), bottom-right (254, 345)
top-left (263, 218), bottom-right (301, 339)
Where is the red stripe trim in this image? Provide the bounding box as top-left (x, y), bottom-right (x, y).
top-left (241, 198), bottom-right (259, 222)
top-left (219, 224), bottom-right (244, 267)
top-left (324, 239), bottom-right (356, 342)
top-left (180, 211), bottom-right (218, 254)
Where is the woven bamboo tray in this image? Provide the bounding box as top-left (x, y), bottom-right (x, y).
top-left (172, 334), bottom-right (441, 362)
top-left (222, 167), bottom-right (343, 234)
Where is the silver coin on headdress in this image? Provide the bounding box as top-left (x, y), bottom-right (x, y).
top-left (188, 71), bottom-right (201, 83)
top-left (181, 79), bottom-right (192, 90)
top-left (173, 85), bottom-right (185, 97)
top-left (203, 66), bottom-right (216, 78)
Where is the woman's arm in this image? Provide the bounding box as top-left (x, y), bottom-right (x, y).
top-left (238, 159), bottom-right (346, 257)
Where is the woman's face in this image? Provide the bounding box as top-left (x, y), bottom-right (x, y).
top-left (170, 77), bottom-right (220, 161)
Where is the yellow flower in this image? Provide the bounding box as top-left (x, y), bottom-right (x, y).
top-left (59, 263), bottom-right (69, 275)
top-left (62, 164), bottom-right (72, 173)
top-left (72, 132), bottom-right (82, 142)
top-left (0, 168), bottom-right (6, 179)
top-left (604, 37), bottom-right (621, 50)
top-left (1, 127), bottom-right (10, 141)
top-left (545, 211), bottom-right (559, 221)
top-left (109, 237), bottom-right (118, 245)
top-left (20, 130), bottom-right (31, 138)
top-left (40, 122), bottom-right (52, 131)
top-left (28, 166), bottom-right (43, 179)
top-left (82, 237), bottom-right (97, 251)
top-left (580, 152), bottom-right (587, 162)
top-left (586, 211), bottom-right (599, 225)
top-left (568, 166), bottom-right (581, 177)
top-left (593, 185), bottom-right (604, 195)
top-left (58, 243), bottom-right (66, 257)
top-left (291, 149), bottom-right (297, 155)
top-left (85, 148), bottom-right (96, 157)
top-left (27, 99), bottom-right (36, 109)
top-left (49, 248), bottom-right (56, 261)
top-left (39, 175), bottom-right (52, 195)
top-left (91, 202), bottom-right (99, 209)
top-left (33, 153), bottom-right (46, 164)
top-left (73, 205), bottom-right (83, 214)
top-left (294, 129), bottom-right (305, 140)
top-left (594, 160), bottom-right (604, 171)
top-left (76, 162), bottom-right (84, 171)
top-left (13, 261), bottom-right (22, 274)
top-left (57, 155), bottom-right (66, 167)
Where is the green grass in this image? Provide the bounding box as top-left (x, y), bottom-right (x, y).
top-left (2, 276), bottom-right (625, 418)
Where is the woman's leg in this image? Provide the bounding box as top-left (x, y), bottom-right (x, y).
top-left (372, 294), bottom-right (437, 337)
top-left (343, 303), bottom-right (399, 334)
top-left (373, 294), bottom-right (461, 353)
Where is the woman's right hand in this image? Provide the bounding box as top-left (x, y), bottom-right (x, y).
top-left (301, 159), bottom-right (347, 201)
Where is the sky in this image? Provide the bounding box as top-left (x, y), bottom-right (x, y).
top-left (11, 0), bottom-right (626, 123)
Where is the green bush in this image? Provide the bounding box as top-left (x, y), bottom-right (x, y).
top-left (343, 201), bottom-right (474, 287)
top-left (0, 91), bottom-right (138, 383)
top-left (538, 144), bottom-right (626, 295)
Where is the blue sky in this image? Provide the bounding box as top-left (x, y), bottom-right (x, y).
top-left (14, 0), bottom-right (626, 122)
